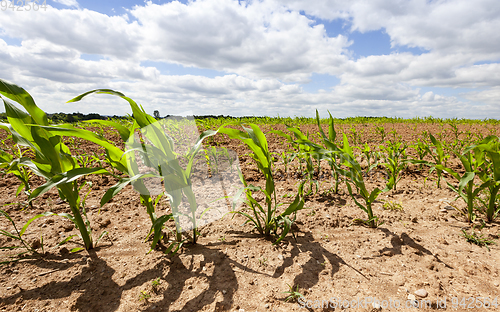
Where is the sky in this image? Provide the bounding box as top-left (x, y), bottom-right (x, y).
top-left (1, 0), bottom-right (500, 119)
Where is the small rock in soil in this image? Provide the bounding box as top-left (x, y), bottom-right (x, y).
top-left (414, 289), bottom-right (428, 298)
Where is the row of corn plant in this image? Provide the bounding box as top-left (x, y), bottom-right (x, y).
top-left (0, 79), bottom-right (130, 251)
top-left (2, 78), bottom-right (500, 262)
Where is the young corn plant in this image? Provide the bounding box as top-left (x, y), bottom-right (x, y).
top-left (272, 127), bottom-right (319, 195)
top-left (434, 144), bottom-right (489, 223)
top-left (357, 143), bottom-right (379, 174)
top-left (411, 139), bottom-right (429, 171)
top-left (219, 124), bottom-right (305, 244)
top-left (313, 113), bottom-right (344, 194)
top-left (425, 134), bottom-right (450, 188)
top-left (322, 113), bottom-right (388, 227)
top-left (282, 284), bottom-right (304, 302)
top-left (338, 148), bottom-right (388, 227)
top-left (71, 91), bottom-right (220, 253)
top-left (473, 136), bottom-right (500, 222)
top-left (0, 79), bottom-right (126, 251)
top-left (0, 209), bottom-right (47, 263)
top-left (0, 147), bottom-right (33, 206)
top-left (279, 150), bottom-right (296, 179)
top-left (298, 111), bottom-right (388, 228)
top-left (380, 141), bottom-right (408, 191)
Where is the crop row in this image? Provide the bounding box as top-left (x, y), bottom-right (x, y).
top-left (1, 78), bottom-right (499, 263)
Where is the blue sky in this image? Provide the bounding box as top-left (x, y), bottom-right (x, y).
top-left (1, 0), bottom-right (500, 118)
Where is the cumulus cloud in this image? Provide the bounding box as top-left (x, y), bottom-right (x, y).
top-left (130, 0), bottom-right (350, 80)
top-left (0, 0), bottom-right (499, 119)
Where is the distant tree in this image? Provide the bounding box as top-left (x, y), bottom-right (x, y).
top-left (154, 110), bottom-right (160, 119)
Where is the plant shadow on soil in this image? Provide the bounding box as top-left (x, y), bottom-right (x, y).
top-left (3, 227), bottom-right (387, 311)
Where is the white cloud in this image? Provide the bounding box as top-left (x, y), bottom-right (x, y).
top-left (0, 0), bottom-right (500, 119)
top-left (130, 0), bottom-right (350, 80)
top-left (53, 0), bottom-right (79, 8)
top-left (0, 7), bottom-right (139, 59)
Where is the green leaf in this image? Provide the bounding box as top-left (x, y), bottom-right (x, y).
top-left (458, 172), bottom-right (475, 193)
top-left (100, 173), bottom-right (157, 207)
top-left (30, 167), bottom-right (109, 200)
top-left (0, 78), bottom-right (48, 126)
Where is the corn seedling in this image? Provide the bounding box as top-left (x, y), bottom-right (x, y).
top-left (376, 126), bottom-right (386, 143)
top-left (279, 150), bottom-right (296, 179)
top-left (151, 277), bottom-right (161, 291)
top-left (473, 136), bottom-right (500, 222)
top-left (139, 290), bottom-right (151, 302)
top-left (380, 141), bottom-right (408, 191)
top-left (433, 142), bottom-right (490, 223)
top-left (282, 284), bottom-right (304, 302)
top-left (313, 111), bottom-right (388, 227)
top-left (426, 134), bottom-right (450, 188)
top-left (411, 139), bottom-right (429, 171)
top-left (219, 124), bottom-right (305, 244)
top-left (0, 209), bottom-right (46, 263)
top-left (274, 126), bottom-right (322, 195)
top-left (0, 147), bottom-right (33, 206)
top-left (358, 143), bottom-right (378, 174)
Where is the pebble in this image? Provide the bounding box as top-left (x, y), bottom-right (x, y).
top-left (264, 303), bottom-right (269, 309)
top-left (494, 281), bottom-right (499, 287)
top-left (238, 309), bottom-right (245, 312)
top-left (278, 254), bottom-right (283, 260)
top-left (222, 290), bottom-right (227, 294)
top-left (372, 302), bottom-right (381, 310)
top-left (414, 289), bottom-right (428, 298)
top-left (325, 214), bottom-right (331, 219)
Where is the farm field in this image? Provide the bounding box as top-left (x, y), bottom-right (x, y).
top-left (1, 83), bottom-right (500, 311)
